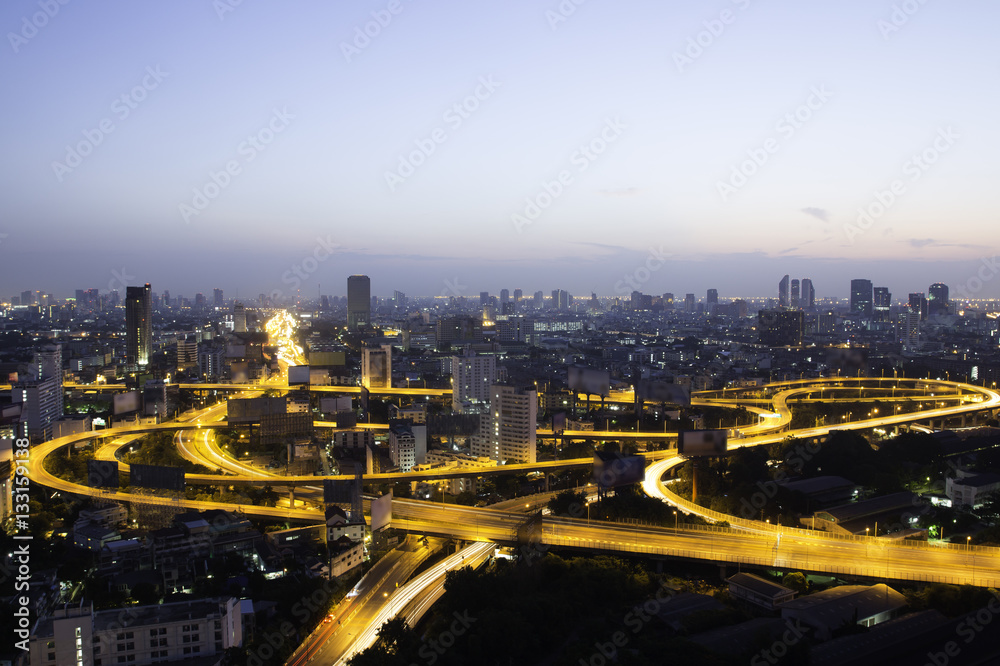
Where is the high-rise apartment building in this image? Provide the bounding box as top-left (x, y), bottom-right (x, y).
top-left (873, 287), bottom-right (891, 324)
top-left (451, 352), bottom-right (497, 413)
top-left (758, 310), bottom-right (804, 347)
top-left (213, 288), bottom-right (224, 307)
top-left (908, 293), bottom-right (928, 320)
top-left (790, 279), bottom-right (800, 308)
top-left (474, 384), bottom-right (536, 464)
top-left (347, 275), bottom-right (371, 330)
top-left (707, 289), bottom-right (718, 305)
top-left (126, 283), bottom-right (152, 367)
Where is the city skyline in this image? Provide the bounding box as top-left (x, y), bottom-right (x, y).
top-left (1, 1), bottom-right (998, 299)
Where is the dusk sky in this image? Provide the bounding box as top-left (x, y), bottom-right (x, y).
top-left (2, 0), bottom-right (998, 301)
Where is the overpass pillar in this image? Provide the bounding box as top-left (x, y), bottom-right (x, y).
top-left (961, 414), bottom-right (967, 428)
top-left (289, 489), bottom-right (295, 507)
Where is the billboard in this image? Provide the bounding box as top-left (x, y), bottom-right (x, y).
top-left (635, 380), bottom-right (692, 407)
top-left (129, 464), bottom-right (185, 491)
top-left (593, 452), bottom-right (646, 489)
top-left (678, 430), bottom-right (728, 457)
top-left (321, 396), bottom-right (352, 414)
top-left (288, 365), bottom-right (310, 385)
top-left (371, 491), bottom-right (393, 532)
top-left (113, 391), bottom-right (140, 415)
top-left (87, 460), bottom-right (119, 488)
top-left (568, 366), bottom-right (610, 397)
top-left (552, 412), bottom-right (567, 436)
top-left (227, 396), bottom-right (286, 424)
top-left (310, 351), bottom-right (346, 367)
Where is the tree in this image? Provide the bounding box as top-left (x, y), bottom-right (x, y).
top-left (547, 489), bottom-right (586, 519)
top-left (782, 572), bottom-right (808, 595)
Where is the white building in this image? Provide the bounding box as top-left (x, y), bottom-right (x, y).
top-left (946, 473), bottom-right (1000, 508)
top-left (14, 375), bottom-right (62, 441)
top-left (474, 385), bottom-right (537, 464)
top-left (29, 598), bottom-right (246, 666)
top-left (451, 353), bottom-right (496, 413)
top-left (362, 345), bottom-right (392, 389)
top-left (388, 420), bottom-right (427, 473)
top-left (325, 506), bottom-right (366, 544)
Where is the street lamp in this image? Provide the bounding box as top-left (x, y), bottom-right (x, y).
top-left (673, 510), bottom-right (678, 532)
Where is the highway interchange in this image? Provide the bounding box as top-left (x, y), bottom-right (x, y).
top-left (26, 375), bottom-right (1000, 661)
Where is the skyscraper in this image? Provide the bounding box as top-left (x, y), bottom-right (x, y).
top-left (850, 279), bottom-right (873, 318)
top-left (707, 289), bottom-right (718, 304)
top-left (873, 287), bottom-right (891, 324)
top-left (928, 283), bottom-right (949, 316)
top-left (778, 275), bottom-right (789, 308)
top-left (790, 279), bottom-right (800, 308)
top-left (801, 279), bottom-right (815, 308)
top-left (347, 275), bottom-right (371, 330)
top-left (476, 384), bottom-right (537, 464)
top-left (908, 293), bottom-right (928, 320)
top-left (213, 288), bottom-right (224, 307)
top-left (126, 283), bottom-right (152, 367)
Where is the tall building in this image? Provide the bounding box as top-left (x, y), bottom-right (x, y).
top-left (347, 275), bottom-right (371, 330)
top-left (707, 289), bottom-right (718, 305)
top-left (393, 290), bottom-right (406, 309)
top-left (232, 302), bottom-right (247, 333)
top-left (513, 288), bottom-right (522, 306)
top-left (778, 275), bottom-right (790, 308)
top-left (479, 291), bottom-right (490, 305)
top-left (801, 279), bottom-right (815, 308)
top-left (475, 384), bottom-right (536, 464)
top-left (684, 293), bottom-right (695, 313)
top-left (16, 344), bottom-right (63, 441)
top-left (451, 352), bottom-right (497, 413)
top-left (790, 279), bottom-right (800, 308)
top-left (873, 287), bottom-right (891, 325)
top-left (213, 288), bottom-right (224, 307)
top-left (758, 310), bottom-right (804, 347)
top-left (928, 283), bottom-right (949, 316)
top-left (899, 310), bottom-right (920, 352)
top-left (126, 283), bottom-right (152, 367)
top-left (908, 293), bottom-right (928, 320)
top-left (388, 419), bottom-right (427, 473)
top-left (663, 293), bottom-right (674, 309)
top-left (500, 288), bottom-right (509, 305)
top-left (850, 279), bottom-right (873, 318)
top-left (533, 291), bottom-right (544, 308)
top-left (361, 345), bottom-right (392, 389)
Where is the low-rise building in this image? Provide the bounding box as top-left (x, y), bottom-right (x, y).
top-left (727, 573), bottom-right (797, 611)
top-left (946, 473), bottom-right (1000, 508)
top-left (780, 584), bottom-right (906, 641)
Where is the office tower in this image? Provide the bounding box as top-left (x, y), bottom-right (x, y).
top-left (790, 279), bottom-right (800, 308)
top-left (928, 283), bottom-right (949, 316)
top-left (533, 291), bottom-right (544, 308)
top-left (801, 279), bottom-right (815, 308)
top-left (195, 292), bottom-right (206, 308)
top-left (479, 291), bottom-right (490, 305)
top-left (684, 293), bottom-right (695, 313)
top-left (393, 290), bottom-right (406, 309)
top-left (818, 311), bottom-right (837, 334)
top-left (729, 299), bottom-right (748, 318)
top-left (476, 384), bottom-right (537, 464)
top-left (213, 288), bottom-right (224, 307)
top-left (347, 275), bottom-right (371, 330)
top-left (908, 293), bottom-right (928, 320)
top-left (663, 293), bottom-right (674, 309)
top-left (500, 288), bottom-right (509, 306)
top-left (126, 283), bottom-right (152, 367)
top-left (361, 344), bottom-right (392, 389)
top-left (162, 290), bottom-right (170, 308)
top-left (232, 302), bottom-right (247, 333)
top-left (501, 301), bottom-right (514, 315)
top-left (550, 289), bottom-right (569, 310)
top-left (707, 289), bottom-right (718, 304)
top-left (850, 279), bottom-right (873, 318)
top-left (513, 288), bottom-right (522, 305)
top-left (451, 353), bottom-right (497, 413)
top-left (436, 316), bottom-right (482, 345)
top-left (177, 335), bottom-right (198, 370)
top-left (758, 310), bottom-right (804, 346)
top-left (874, 287), bottom-right (891, 324)
top-left (497, 315), bottom-right (527, 342)
top-left (778, 275), bottom-right (789, 308)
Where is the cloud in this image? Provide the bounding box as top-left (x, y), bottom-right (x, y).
top-left (906, 238), bottom-right (985, 250)
top-left (801, 207), bottom-right (829, 222)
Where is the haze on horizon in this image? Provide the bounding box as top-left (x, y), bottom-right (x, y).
top-left (1, 0), bottom-right (998, 301)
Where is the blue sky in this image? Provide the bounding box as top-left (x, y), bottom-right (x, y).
top-left (1, 0), bottom-right (998, 301)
